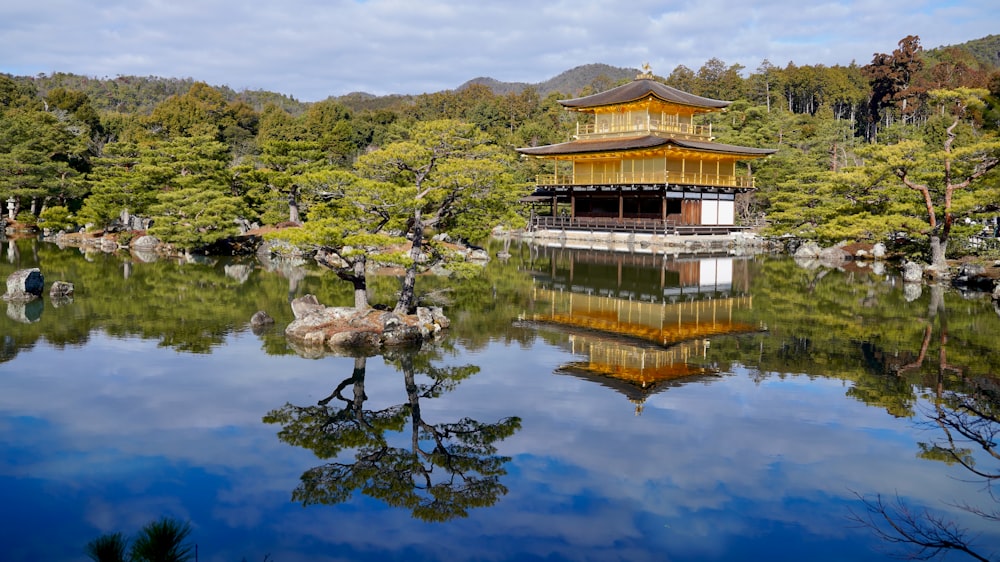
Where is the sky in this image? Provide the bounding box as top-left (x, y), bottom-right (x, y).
top-left (2, 0), bottom-right (998, 102)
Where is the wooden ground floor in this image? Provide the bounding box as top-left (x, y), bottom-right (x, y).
top-left (524, 184), bottom-right (745, 235)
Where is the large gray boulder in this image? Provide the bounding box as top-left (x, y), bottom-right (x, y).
top-left (817, 246), bottom-right (849, 268)
top-left (793, 241), bottom-right (822, 259)
top-left (290, 294), bottom-right (325, 319)
top-left (902, 261), bottom-right (924, 283)
top-left (131, 235), bottom-right (161, 251)
top-left (4, 268), bottom-right (44, 301)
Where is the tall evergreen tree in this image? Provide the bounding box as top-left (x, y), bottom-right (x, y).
top-left (79, 141), bottom-right (155, 229)
top-left (144, 135), bottom-right (247, 251)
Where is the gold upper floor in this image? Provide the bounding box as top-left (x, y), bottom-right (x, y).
top-left (576, 119), bottom-right (712, 141)
top-left (578, 105), bottom-right (713, 141)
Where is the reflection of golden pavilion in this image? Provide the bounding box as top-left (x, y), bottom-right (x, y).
top-left (534, 249), bottom-right (750, 303)
top-left (525, 288), bottom-right (760, 413)
top-left (529, 287), bottom-right (757, 346)
top-left (558, 336), bottom-right (715, 414)
top-left (566, 336), bottom-right (710, 383)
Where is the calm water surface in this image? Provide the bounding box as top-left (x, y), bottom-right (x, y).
top-left (2, 238), bottom-right (999, 561)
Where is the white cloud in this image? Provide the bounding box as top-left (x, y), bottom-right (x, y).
top-left (2, 0), bottom-right (997, 100)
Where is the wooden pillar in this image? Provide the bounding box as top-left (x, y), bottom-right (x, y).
top-left (551, 195), bottom-right (557, 217)
top-left (618, 188), bottom-right (623, 221)
top-left (570, 189), bottom-right (576, 218)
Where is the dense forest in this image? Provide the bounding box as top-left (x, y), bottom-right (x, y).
top-left (1, 34), bottom-right (999, 266)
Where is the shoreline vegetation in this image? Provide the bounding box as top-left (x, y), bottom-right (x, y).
top-left (6, 221), bottom-right (999, 297)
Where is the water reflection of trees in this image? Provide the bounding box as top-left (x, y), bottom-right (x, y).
top-left (854, 378), bottom-right (1000, 562)
top-left (703, 259), bottom-right (999, 415)
top-left (0, 237), bottom-right (370, 361)
top-left (677, 258), bottom-right (1000, 559)
top-left (263, 349), bottom-right (521, 522)
top-left (852, 285), bottom-right (1000, 561)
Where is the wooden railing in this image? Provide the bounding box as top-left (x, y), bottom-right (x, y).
top-left (535, 171), bottom-right (755, 189)
top-left (531, 215), bottom-right (673, 234)
top-left (529, 215), bottom-right (748, 235)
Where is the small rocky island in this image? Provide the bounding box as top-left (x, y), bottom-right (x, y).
top-left (282, 294), bottom-right (450, 354)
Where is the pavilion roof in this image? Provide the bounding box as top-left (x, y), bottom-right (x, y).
top-left (559, 77), bottom-right (731, 111)
top-left (516, 135), bottom-right (777, 158)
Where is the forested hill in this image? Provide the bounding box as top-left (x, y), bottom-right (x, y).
top-left (13, 62), bottom-right (636, 117)
top-left (459, 63), bottom-right (638, 97)
top-left (17, 72), bottom-right (310, 116)
top-left (928, 34), bottom-right (1000, 69)
top-left (11, 36), bottom-right (997, 114)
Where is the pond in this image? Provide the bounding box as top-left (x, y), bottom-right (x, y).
top-left (2, 237), bottom-right (1000, 562)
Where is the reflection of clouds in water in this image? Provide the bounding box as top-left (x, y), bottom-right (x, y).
top-left (2, 332), bottom-right (998, 559)
top-left (451, 342), bottom-right (995, 544)
top-left (3, 333), bottom-right (345, 434)
top-left (85, 494), bottom-right (190, 535)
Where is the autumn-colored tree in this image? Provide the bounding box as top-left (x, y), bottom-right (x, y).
top-left (864, 35), bottom-right (926, 141)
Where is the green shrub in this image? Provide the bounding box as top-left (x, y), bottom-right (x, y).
top-left (15, 210), bottom-right (38, 227)
top-left (39, 206), bottom-right (77, 232)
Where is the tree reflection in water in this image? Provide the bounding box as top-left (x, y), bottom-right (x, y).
top-left (853, 285), bottom-right (1000, 562)
top-left (263, 349), bottom-right (521, 522)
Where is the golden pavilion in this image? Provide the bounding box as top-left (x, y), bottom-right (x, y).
top-left (517, 67), bottom-right (776, 234)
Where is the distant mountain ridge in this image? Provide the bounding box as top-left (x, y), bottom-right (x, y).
top-left (458, 63), bottom-right (639, 97)
top-left (456, 35), bottom-right (1000, 99)
top-left (11, 35), bottom-right (998, 113)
